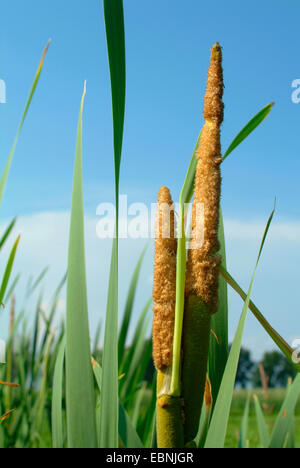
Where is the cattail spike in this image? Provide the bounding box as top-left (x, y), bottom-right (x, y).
top-left (186, 41), bottom-right (224, 314)
top-left (182, 42), bottom-right (224, 445)
top-left (203, 42), bottom-right (224, 125)
top-left (152, 186), bottom-right (177, 370)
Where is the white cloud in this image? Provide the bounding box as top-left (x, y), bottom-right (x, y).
top-left (225, 219), bottom-right (300, 243)
top-left (0, 211), bottom-right (299, 361)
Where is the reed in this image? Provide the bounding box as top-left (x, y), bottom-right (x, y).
top-left (182, 42), bottom-right (224, 445)
top-left (0, 0), bottom-right (299, 451)
top-left (152, 186), bottom-right (184, 447)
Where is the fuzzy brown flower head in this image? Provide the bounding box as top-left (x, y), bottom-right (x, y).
top-left (203, 42), bottom-right (224, 125)
top-left (152, 186), bottom-right (177, 370)
top-left (186, 42), bottom-right (224, 314)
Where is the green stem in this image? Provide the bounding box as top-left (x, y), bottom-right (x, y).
top-left (181, 295), bottom-right (211, 444)
top-left (170, 203), bottom-right (186, 396)
top-left (156, 370), bottom-right (184, 448)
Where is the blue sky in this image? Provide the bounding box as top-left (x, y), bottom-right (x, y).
top-left (0, 0), bottom-right (300, 360)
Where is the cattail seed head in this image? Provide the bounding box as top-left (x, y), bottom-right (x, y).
top-left (186, 42), bottom-right (224, 314)
top-left (203, 43), bottom-right (224, 125)
top-left (152, 186), bottom-right (177, 370)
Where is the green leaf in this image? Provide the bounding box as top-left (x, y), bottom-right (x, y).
top-left (196, 396), bottom-right (212, 448)
top-left (119, 297), bottom-right (152, 394)
top-left (253, 394), bottom-right (270, 447)
top-left (3, 272), bottom-right (20, 305)
top-left (120, 313), bottom-right (151, 399)
top-left (65, 83), bottom-right (97, 448)
top-left (99, 239), bottom-right (119, 448)
top-left (52, 336), bottom-right (66, 449)
top-left (93, 319), bottom-right (102, 356)
top-left (0, 235), bottom-right (20, 305)
top-left (0, 42), bottom-right (50, 208)
top-left (220, 266), bottom-right (300, 372)
top-left (118, 246), bottom-right (147, 364)
top-left (0, 218), bottom-right (16, 251)
top-left (170, 132), bottom-right (201, 396)
top-left (209, 210), bottom-right (228, 405)
top-left (205, 208), bottom-right (274, 448)
top-left (118, 401), bottom-right (144, 448)
top-left (35, 332), bottom-right (54, 433)
top-left (223, 103), bottom-right (274, 161)
top-left (26, 266), bottom-right (49, 297)
top-left (269, 374), bottom-right (300, 448)
top-left (102, 0), bottom-right (126, 201)
top-left (30, 292), bottom-right (43, 387)
top-left (142, 375), bottom-right (157, 447)
top-left (238, 394), bottom-right (250, 448)
top-left (180, 133), bottom-right (201, 205)
top-left (92, 358), bottom-right (143, 448)
top-left (99, 0), bottom-right (126, 449)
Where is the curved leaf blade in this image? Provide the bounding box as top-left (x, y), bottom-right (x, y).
top-left (269, 374), bottom-right (300, 448)
top-left (0, 42), bottom-right (50, 207)
top-left (205, 208), bottom-right (274, 448)
top-left (223, 103), bottom-right (274, 161)
top-left (220, 266), bottom-right (300, 372)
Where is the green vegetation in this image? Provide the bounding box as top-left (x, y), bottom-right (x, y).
top-left (226, 389), bottom-right (300, 448)
top-left (0, 0), bottom-right (299, 449)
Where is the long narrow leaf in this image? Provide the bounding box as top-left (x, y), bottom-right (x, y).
top-left (52, 337), bottom-right (66, 449)
top-left (0, 218), bottom-right (16, 251)
top-left (0, 235), bottom-right (20, 304)
top-left (209, 210), bottom-right (228, 404)
top-left (170, 132), bottom-right (201, 395)
top-left (99, 0), bottom-right (126, 449)
top-left (0, 42), bottom-right (50, 207)
top-left (65, 82), bottom-right (97, 448)
top-left (205, 208), bottom-right (274, 448)
top-left (102, 0), bottom-right (126, 196)
top-left (3, 272), bottom-right (20, 305)
top-left (220, 266), bottom-right (300, 372)
top-left (238, 394), bottom-right (250, 448)
top-left (223, 103), bottom-right (274, 161)
top-left (269, 374), bottom-right (300, 448)
top-left (253, 394), bottom-right (270, 447)
top-left (118, 245), bottom-right (147, 364)
top-left (92, 358), bottom-right (143, 448)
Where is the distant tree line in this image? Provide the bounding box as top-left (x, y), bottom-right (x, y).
top-left (233, 346), bottom-right (297, 388)
top-left (131, 342), bottom-right (297, 389)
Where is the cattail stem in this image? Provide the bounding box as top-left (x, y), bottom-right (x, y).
top-left (182, 296), bottom-right (211, 443)
top-left (156, 370), bottom-right (184, 448)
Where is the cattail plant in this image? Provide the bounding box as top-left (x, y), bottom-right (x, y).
top-left (182, 42), bottom-right (223, 444)
top-left (153, 42), bottom-right (224, 447)
top-left (153, 186), bottom-right (184, 447)
top-left (2, 0), bottom-right (300, 450)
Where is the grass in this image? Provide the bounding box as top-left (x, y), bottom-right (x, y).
top-left (226, 389), bottom-right (300, 448)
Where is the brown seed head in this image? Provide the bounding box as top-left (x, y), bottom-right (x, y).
top-left (186, 42), bottom-right (224, 314)
top-left (152, 186), bottom-right (177, 370)
top-left (203, 42), bottom-right (224, 125)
